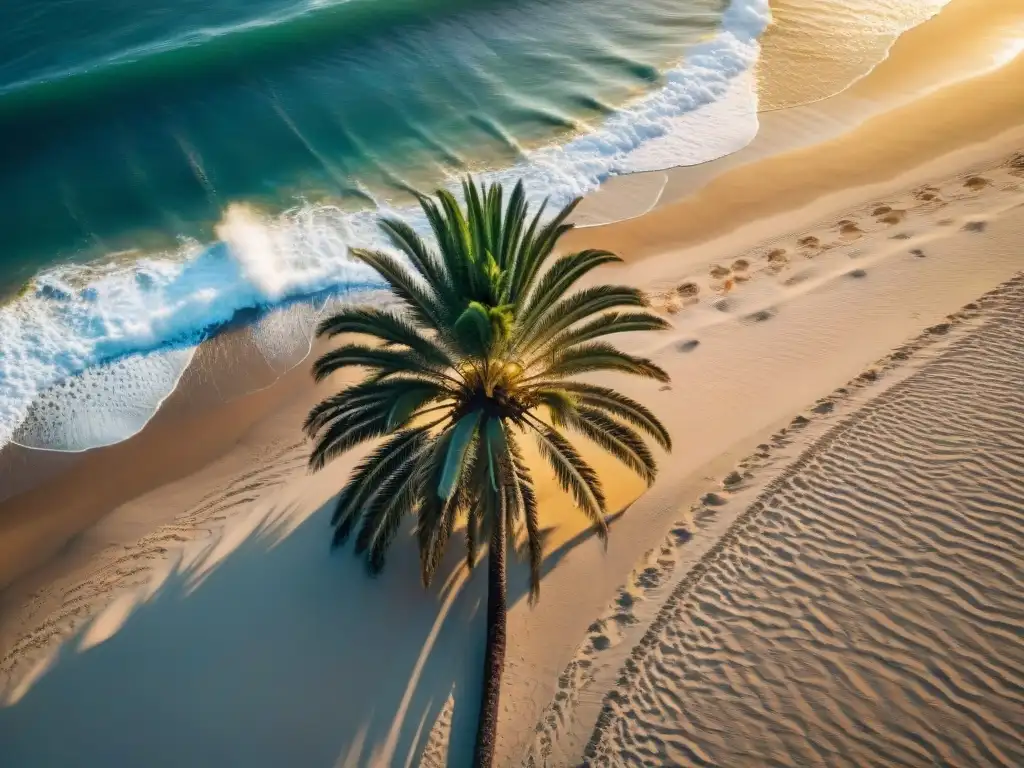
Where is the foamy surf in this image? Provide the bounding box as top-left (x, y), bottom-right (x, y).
top-left (0, 0), bottom-right (772, 451)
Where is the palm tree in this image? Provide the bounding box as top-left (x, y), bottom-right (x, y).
top-left (305, 178), bottom-right (671, 766)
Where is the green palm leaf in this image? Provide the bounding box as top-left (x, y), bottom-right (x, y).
top-left (316, 307), bottom-right (453, 368)
top-left (439, 411), bottom-right (482, 500)
top-left (530, 419), bottom-right (607, 537)
top-left (537, 381), bottom-right (672, 450)
top-left (513, 285), bottom-right (650, 354)
top-left (539, 342), bottom-right (670, 383)
top-left (537, 311), bottom-right (670, 354)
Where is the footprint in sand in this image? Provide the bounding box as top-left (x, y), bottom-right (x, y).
top-left (731, 259), bottom-right (751, 283)
top-left (783, 269), bottom-right (813, 287)
top-left (722, 471), bottom-right (744, 489)
top-left (910, 249), bottom-right (926, 258)
top-left (877, 210), bottom-right (906, 226)
top-left (913, 185), bottom-right (942, 202)
top-left (668, 525), bottom-right (691, 545)
top-left (964, 176), bottom-right (990, 191)
top-left (872, 205), bottom-right (892, 216)
top-left (847, 269), bottom-right (868, 279)
top-left (701, 492), bottom-right (728, 507)
top-left (709, 264), bottom-right (731, 279)
top-left (676, 281), bottom-right (700, 298)
top-left (796, 236), bottom-right (819, 249)
top-left (742, 308), bottom-right (776, 324)
top-left (766, 248), bottom-right (789, 264)
top-left (962, 220), bottom-right (987, 233)
top-left (890, 232), bottom-right (912, 240)
top-left (837, 220), bottom-right (862, 241)
top-left (676, 339), bottom-right (700, 353)
top-left (938, 218), bottom-right (955, 226)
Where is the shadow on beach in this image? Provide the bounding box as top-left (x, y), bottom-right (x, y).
top-left (0, 491), bottom-right (617, 767)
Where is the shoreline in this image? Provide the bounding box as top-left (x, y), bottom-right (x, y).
top-left (570, 1), bottom-right (1024, 258)
top-left (574, 0), bottom-right (1024, 229)
top-left (4, 0), bottom-right (1020, 454)
top-left (6, 0), bottom-right (1024, 493)
top-left (6, 0), bottom-right (1017, 444)
top-left (2, 5), bottom-right (1024, 763)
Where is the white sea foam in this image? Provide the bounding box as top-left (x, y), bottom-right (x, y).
top-left (619, 68), bottom-right (760, 174)
top-left (12, 348), bottom-right (198, 451)
top-left (0, 0), bottom-right (772, 451)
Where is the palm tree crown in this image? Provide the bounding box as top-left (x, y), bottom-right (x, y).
top-left (306, 178), bottom-right (671, 596)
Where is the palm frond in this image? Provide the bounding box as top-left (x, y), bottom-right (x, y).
top-left (464, 444), bottom-right (491, 570)
top-left (530, 419), bottom-right (607, 538)
top-left (509, 196), bottom-right (582, 304)
top-left (308, 408), bottom-right (389, 472)
top-left (534, 389), bottom-right (578, 427)
top-left (439, 411), bottom-right (482, 500)
top-left (532, 311), bottom-right (670, 359)
top-left (561, 405), bottom-right (657, 484)
top-left (534, 342), bottom-right (670, 384)
top-left (304, 377), bottom-right (445, 437)
top-left (518, 250), bottom-right (621, 331)
top-left (508, 433), bottom-right (542, 601)
top-left (505, 197), bottom-right (547, 304)
top-left (513, 285), bottom-right (649, 354)
top-left (354, 452), bottom-right (424, 574)
top-left (377, 216), bottom-right (452, 297)
top-left (312, 344), bottom-right (453, 385)
top-left (329, 428), bottom-right (430, 533)
top-left (537, 382), bottom-right (672, 450)
top-left (315, 307), bottom-right (453, 368)
top-left (349, 248), bottom-right (445, 328)
top-left (498, 181), bottom-right (528, 275)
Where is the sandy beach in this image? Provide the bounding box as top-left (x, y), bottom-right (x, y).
top-left (578, 274), bottom-right (1024, 767)
top-left (2, 1), bottom-right (1024, 765)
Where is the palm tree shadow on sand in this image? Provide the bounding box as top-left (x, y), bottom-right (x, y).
top-left (0, 494), bottom-right (627, 767)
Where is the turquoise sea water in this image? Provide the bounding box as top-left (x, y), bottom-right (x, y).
top-left (0, 0), bottom-right (951, 452)
top-left (0, 0), bottom-right (727, 279)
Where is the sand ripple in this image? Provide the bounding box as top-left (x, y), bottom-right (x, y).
top-left (585, 278), bottom-right (1024, 766)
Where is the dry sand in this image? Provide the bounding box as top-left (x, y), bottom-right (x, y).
top-left (2, 5), bottom-right (1024, 766)
top-left (581, 276), bottom-right (1024, 766)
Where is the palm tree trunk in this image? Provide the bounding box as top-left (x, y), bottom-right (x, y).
top-left (472, 509), bottom-right (507, 767)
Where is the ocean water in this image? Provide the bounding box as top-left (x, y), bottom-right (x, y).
top-left (0, 0), bottom-right (950, 451)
